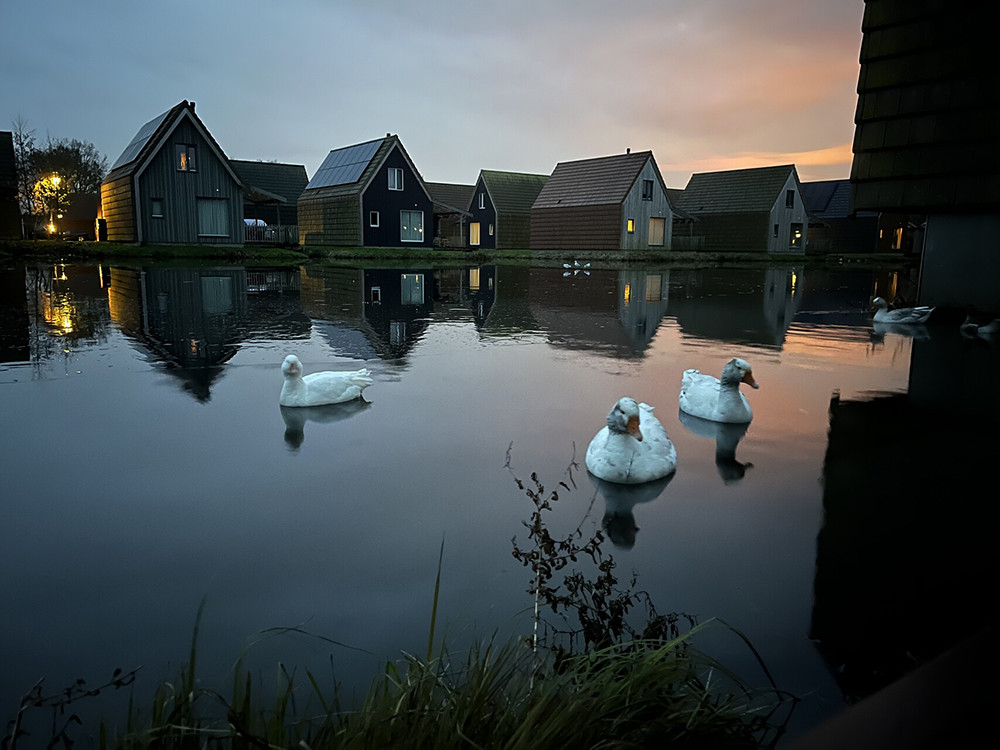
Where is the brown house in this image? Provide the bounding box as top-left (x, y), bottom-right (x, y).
top-left (529, 150), bottom-right (672, 251)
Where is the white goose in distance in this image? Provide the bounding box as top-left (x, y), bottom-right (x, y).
top-left (585, 397), bottom-right (677, 484)
top-left (679, 358), bottom-right (759, 424)
top-left (871, 296), bottom-right (935, 324)
top-left (279, 355), bottom-right (373, 407)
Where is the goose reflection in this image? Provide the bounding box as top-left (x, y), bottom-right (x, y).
top-left (677, 410), bottom-right (753, 484)
top-left (871, 320), bottom-right (931, 341)
top-left (588, 472), bottom-right (674, 549)
top-left (280, 399), bottom-right (373, 451)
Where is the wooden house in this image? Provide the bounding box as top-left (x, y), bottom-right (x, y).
top-left (672, 164), bottom-right (808, 253)
top-left (529, 150), bottom-right (672, 251)
top-left (468, 170), bottom-right (548, 250)
top-left (800, 179), bottom-right (878, 254)
top-left (230, 160), bottom-right (308, 234)
top-left (426, 181), bottom-right (474, 248)
top-left (299, 134), bottom-right (433, 248)
top-left (100, 101), bottom-right (243, 245)
top-left (851, 0), bottom-right (1000, 312)
top-left (0, 131), bottom-right (20, 239)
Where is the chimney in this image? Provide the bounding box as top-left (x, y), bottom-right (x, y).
top-left (626, 148), bottom-right (630, 154)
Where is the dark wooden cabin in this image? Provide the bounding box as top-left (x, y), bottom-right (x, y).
top-left (801, 179), bottom-right (878, 254)
top-left (468, 170), bottom-right (548, 250)
top-left (0, 131), bottom-right (20, 239)
top-left (850, 0), bottom-right (1000, 312)
top-left (672, 164), bottom-right (809, 253)
top-left (298, 135), bottom-right (433, 249)
top-left (100, 100), bottom-right (243, 245)
top-left (529, 151), bottom-right (672, 251)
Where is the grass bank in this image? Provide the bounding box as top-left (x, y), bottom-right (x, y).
top-left (1, 238), bottom-right (917, 270)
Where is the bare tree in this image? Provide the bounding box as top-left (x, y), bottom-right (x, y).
top-left (11, 114), bottom-right (37, 236)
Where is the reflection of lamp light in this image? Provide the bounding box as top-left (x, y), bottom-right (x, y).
top-left (790, 271), bottom-right (797, 295)
top-left (624, 283), bottom-right (631, 305)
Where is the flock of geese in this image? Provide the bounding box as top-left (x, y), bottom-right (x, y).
top-left (278, 294), bottom-right (996, 484)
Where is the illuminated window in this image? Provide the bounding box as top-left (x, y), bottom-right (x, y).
top-left (401, 273), bottom-right (424, 304)
top-left (478, 193), bottom-right (485, 209)
top-left (175, 144), bottom-right (197, 172)
top-left (786, 190), bottom-right (794, 208)
top-left (370, 211), bottom-right (380, 227)
top-left (469, 268), bottom-right (481, 291)
top-left (152, 199), bottom-right (164, 218)
top-left (470, 222), bottom-right (481, 246)
top-left (627, 219), bottom-right (634, 233)
top-left (789, 223), bottom-right (803, 247)
top-left (893, 227), bottom-right (903, 250)
top-left (388, 168), bottom-right (403, 191)
top-left (400, 209), bottom-right (424, 242)
top-left (641, 179), bottom-right (653, 200)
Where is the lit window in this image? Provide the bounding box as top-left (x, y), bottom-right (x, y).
top-left (789, 223), bottom-right (803, 247)
top-left (478, 193), bottom-right (485, 209)
top-left (470, 222), bottom-right (480, 246)
top-left (627, 219), bottom-right (634, 233)
top-left (370, 211), bottom-right (380, 227)
top-left (388, 167), bottom-right (403, 191)
top-left (641, 179), bottom-right (653, 200)
top-left (152, 199), bottom-right (164, 218)
top-left (175, 144), bottom-right (197, 172)
top-left (400, 209), bottom-right (424, 242)
top-left (785, 190), bottom-right (794, 208)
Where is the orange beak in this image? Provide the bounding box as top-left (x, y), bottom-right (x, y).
top-left (627, 415), bottom-right (643, 441)
top-left (742, 370), bottom-right (759, 389)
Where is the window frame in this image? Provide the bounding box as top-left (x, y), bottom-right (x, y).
top-left (175, 144), bottom-right (197, 172)
top-left (370, 210), bottom-right (380, 228)
top-left (785, 190), bottom-right (794, 208)
top-left (151, 198), bottom-right (164, 218)
top-left (388, 167), bottom-right (404, 191)
top-left (641, 179), bottom-right (654, 201)
top-left (400, 209), bottom-right (424, 243)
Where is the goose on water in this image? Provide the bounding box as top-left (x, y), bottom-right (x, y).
top-left (871, 296), bottom-right (935, 324)
top-left (279, 355), bottom-right (373, 407)
top-left (585, 397), bottom-right (677, 484)
top-left (679, 358), bottom-right (759, 424)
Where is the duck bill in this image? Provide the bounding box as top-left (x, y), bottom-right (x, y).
top-left (742, 370), bottom-right (759, 389)
top-left (627, 415), bottom-right (643, 441)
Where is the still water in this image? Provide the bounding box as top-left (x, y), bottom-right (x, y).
top-left (1, 260), bottom-right (997, 744)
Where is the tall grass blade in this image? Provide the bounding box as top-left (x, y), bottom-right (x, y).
top-left (427, 534), bottom-right (445, 661)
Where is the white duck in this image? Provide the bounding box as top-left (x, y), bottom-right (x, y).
top-left (871, 296), bottom-right (935, 324)
top-left (279, 355), bottom-right (373, 407)
top-left (679, 358), bottom-right (759, 424)
top-left (585, 397), bottom-right (677, 484)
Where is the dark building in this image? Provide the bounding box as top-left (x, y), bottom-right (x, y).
top-left (0, 131), bottom-right (20, 239)
top-left (230, 159), bottom-right (308, 235)
top-left (426, 181), bottom-right (474, 248)
top-left (800, 179), bottom-right (878, 254)
top-left (468, 170), bottom-right (547, 250)
top-left (101, 101), bottom-right (244, 245)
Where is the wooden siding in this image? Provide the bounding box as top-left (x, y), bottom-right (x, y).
top-left (766, 173), bottom-right (809, 252)
top-left (684, 213), bottom-right (771, 252)
top-left (299, 193), bottom-right (362, 246)
top-left (101, 174), bottom-right (137, 242)
top-left (530, 204), bottom-right (622, 250)
top-left (499, 214), bottom-right (531, 250)
top-left (136, 119), bottom-right (242, 245)
top-left (467, 177), bottom-right (497, 249)
top-left (361, 147), bottom-right (433, 248)
top-left (620, 160), bottom-right (673, 250)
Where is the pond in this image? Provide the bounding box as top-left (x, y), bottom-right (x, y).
top-left (1, 258), bottom-right (997, 745)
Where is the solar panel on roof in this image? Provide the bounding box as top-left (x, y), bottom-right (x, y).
top-left (306, 139), bottom-right (382, 189)
top-left (111, 109), bottom-right (171, 170)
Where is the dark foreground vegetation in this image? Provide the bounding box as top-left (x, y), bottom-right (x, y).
top-left (3, 458), bottom-right (795, 748)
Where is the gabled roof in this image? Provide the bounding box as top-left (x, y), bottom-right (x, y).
top-left (800, 179), bottom-right (851, 219)
top-left (231, 160), bottom-right (308, 205)
top-left (532, 151), bottom-right (659, 209)
top-left (303, 135), bottom-right (430, 203)
top-left (105, 100), bottom-right (241, 185)
top-left (666, 188), bottom-right (696, 222)
top-left (676, 164), bottom-right (798, 214)
top-left (426, 182), bottom-right (474, 215)
top-left (479, 170), bottom-right (548, 213)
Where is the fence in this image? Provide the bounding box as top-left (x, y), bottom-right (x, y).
top-left (244, 224), bottom-right (298, 246)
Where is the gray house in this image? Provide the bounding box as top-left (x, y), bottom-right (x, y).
top-left (529, 150), bottom-right (672, 251)
top-left (298, 134), bottom-right (433, 249)
top-left (101, 100), bottom-right (244, 245)
top-left (673, 164), bottom-right (808, 253)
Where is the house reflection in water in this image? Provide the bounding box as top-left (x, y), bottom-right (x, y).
top-left (363, 269), bottom-right (434, 359)
top-left (811, 330), bottom-right (1000, 703)
top-left (107, 266), bottom-right (307, 401)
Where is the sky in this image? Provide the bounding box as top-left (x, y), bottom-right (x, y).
top-left (1, 0), bottom-right (865, 189)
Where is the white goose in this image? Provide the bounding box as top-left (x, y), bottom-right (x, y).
top-left (679, 358), bottom-right (759, 424)
top-left (871, 296), bottom-right (935, 324)
top-left (279, 355), bottom-right (373, 407)
top-left (585, 397), bottom-right (677, 484)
